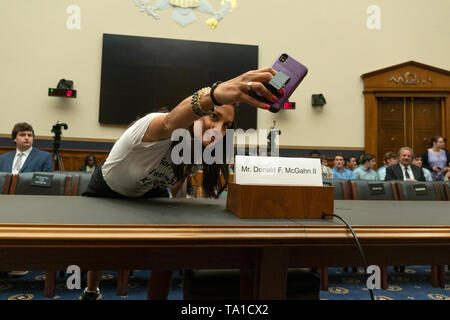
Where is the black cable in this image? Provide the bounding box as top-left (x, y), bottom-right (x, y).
top-left (322, 212), bottom-right (375, 301)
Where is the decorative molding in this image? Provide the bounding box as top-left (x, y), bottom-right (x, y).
top-left (389, 72), bottom-right (432, 85)
top-left (133, 0), bottom-right (237, 29)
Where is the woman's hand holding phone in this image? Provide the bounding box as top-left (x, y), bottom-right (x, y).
top-left (212, 67), bottom-right (285, 110)
top-left (212, 53), bottom-right (308, 113)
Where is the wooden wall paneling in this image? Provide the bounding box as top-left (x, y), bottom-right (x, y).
top-left (362, 61), bottom-right (450, 167)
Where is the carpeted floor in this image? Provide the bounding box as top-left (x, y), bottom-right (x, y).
top-left (0, 266), bottom-right (448, 300)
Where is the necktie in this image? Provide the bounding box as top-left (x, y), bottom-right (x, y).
top-left (13, 153), bottom-right (24, 173)
top-left (404, 166), bottom-right (411, 179)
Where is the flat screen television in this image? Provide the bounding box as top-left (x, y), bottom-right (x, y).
top-left (99, 34), bottom-right (258, 130)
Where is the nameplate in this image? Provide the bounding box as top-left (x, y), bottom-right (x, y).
top-left (369, 183), bottom-right (385, 195)
top-left (30, 174), bottom-right (53, 188)
top-left (413, 184), bottom-right (428, 195)
top-left (234, 155), bottom-right (322, 186)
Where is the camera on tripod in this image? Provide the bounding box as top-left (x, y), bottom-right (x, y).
top-left (51, 122), bottom-right (68, 137)
top-left (51, 121), bottom-right (68, 171)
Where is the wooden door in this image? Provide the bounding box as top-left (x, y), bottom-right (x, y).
top-left (377, 97), bottom-right (442, 167)
top-left (411, 98), bottom-right (442, 157)
top-left (377, 98), bottom-right (406, 167)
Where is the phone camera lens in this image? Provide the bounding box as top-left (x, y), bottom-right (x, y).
top-left (279, 54), bottom-right (288, 63)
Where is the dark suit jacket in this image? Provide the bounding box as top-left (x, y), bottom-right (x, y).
top-left (0, 148), bottom-right (53, 173)
top-left (384, 163), bottom-right (425, 181)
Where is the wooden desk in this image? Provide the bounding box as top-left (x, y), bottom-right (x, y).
top-left (0, 196), bottom-right (449, 299)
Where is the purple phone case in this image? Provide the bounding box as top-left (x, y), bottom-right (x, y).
top-left (255, 54), bottom-right (308, 113)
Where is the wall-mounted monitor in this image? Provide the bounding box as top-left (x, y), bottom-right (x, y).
top-left (99, 34), bottom-right (258, 130)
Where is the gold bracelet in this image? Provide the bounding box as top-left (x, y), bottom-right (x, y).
top-left (191, 87), bottom-right (214, 116)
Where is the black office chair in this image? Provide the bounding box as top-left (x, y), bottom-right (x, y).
top-left (396, 181), bottom-right (442, 200)
top-left (183, 268), bottom-right (320, 300)
top-left (0, 172), bottom-right (13, 194)
top-left (351, 180), bottom-right (399, 200)
top-left (10, 172), bottom-right (72, 196)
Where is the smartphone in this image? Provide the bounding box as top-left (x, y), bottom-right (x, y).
top-left (252, 53), bottom-right (308, 113)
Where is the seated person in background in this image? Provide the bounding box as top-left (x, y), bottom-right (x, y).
top-left (345, 156), bottom-right (358, 171)
top-left (309, 150), bottom-right (332, 179)
top-left (331, 153), bottom-right (355, 180)
top-left (81, 67), bottom-right (284, 300)
top-left (79, 154), bottom-right (97, 172)
top-left (356, 154), bottom-right (365, 169)
top-left (411, 155), bottom-right (432, 182)
top-left (353, 154), bottom-right (379, 180)
top-left (377, 152), bottom-right (398, 181)
top-left (385, 147), bottom-right (425, 181)
top-left (320, 155), bottom-right (333, 179)
top-left (0, 122), bottom-right (53, 277)
top-left (0, 122), bottom-right (53, 173)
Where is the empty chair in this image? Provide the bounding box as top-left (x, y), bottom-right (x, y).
top-left (396, 181), bottom-right (442, 200)
top-left (0, 172), bottom-right (13, 194)
top-left (323, 179), bottom-right (352, 200)
top-left (430, 181), bottom-right (449, 201)
top-left (10, 172), bottom-right (72, 195)
top-left (351, 180), bottom-right (399, 200)
top-left (183, 268), bottom-right (320, 300)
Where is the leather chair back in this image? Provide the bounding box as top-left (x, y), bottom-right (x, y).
top-left (351, 180), bottom-right (399, 200)
top-left (396, 181), bottom-right (441, 201)
top-left (10, 172), bottom-right (72, 195)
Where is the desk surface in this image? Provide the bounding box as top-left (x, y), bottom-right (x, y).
top-left (1, 195), bottom-right (450, 293)
top-left (0, 195), bottom-right (449, 226)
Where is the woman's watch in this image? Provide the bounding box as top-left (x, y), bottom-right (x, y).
top-left (210, 81), bottom-right (223, 106)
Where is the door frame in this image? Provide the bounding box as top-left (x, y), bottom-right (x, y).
top-left (362, 61), bottom-right (450, 163)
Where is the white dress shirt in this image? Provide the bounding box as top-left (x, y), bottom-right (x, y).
top-left (399, 163), bottom-right (415, 181)
top-left (11, 147), bottom-right (32, 174)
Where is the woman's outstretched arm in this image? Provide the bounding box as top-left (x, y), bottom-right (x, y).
top-left (142, 68), bottom-right (280, 142)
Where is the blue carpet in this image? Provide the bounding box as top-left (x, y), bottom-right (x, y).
top-left (0, 266), bottom-right (448, 300)
top-left (321, 266), bottom-right (450, 300)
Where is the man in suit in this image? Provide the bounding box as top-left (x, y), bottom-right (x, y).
top-left (385, 147), bottom-right (425, 181)
top-left (0, 122), bottom-right (53, 173)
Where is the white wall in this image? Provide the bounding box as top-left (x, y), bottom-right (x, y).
top-left (0, 0), bottom-right (449, 148)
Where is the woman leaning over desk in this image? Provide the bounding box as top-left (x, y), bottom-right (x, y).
top-left (80, 67), bottom-right (285, 300)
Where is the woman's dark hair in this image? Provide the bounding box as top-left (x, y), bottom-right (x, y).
top-left (85, 154), bottom-right (97, 166)
top-left (431, 136), bottom-right (446, 146)
top-left (172, 105), bottom-right (237, 199)
top-left (11, 122), bottom-right (34, 140)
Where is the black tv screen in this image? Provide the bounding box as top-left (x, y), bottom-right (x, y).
top-left (99, 34), bottom-right (258, 130)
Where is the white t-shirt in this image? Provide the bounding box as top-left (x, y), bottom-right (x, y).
top-left (102, 113), bottom-right (179, 197)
